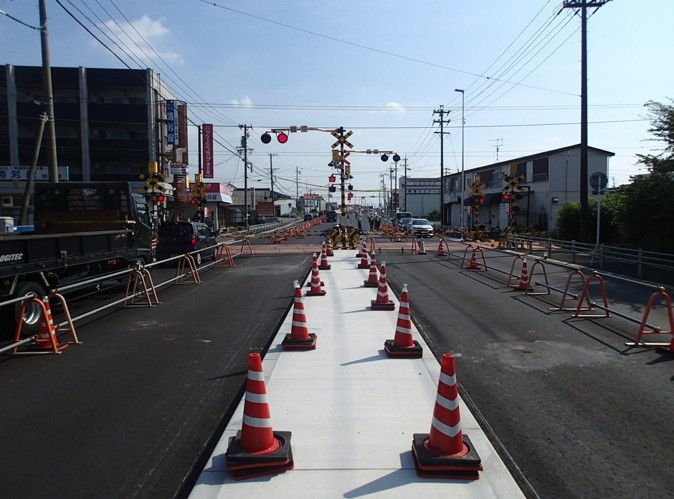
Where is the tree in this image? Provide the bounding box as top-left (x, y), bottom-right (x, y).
top-left (636, 99), bottom-right (674, 174)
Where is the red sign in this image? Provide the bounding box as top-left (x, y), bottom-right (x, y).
top-left (256, 201), bottom-right (275, 216)
top-left (202, 124), bottom-right (213, 178)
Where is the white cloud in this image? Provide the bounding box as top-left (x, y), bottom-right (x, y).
top-left (229, 96), bottom-right (254, 107)
top-left (101, 15), bottom-right (182, 65)
top-left (385, 102), bottom-right (405, 112)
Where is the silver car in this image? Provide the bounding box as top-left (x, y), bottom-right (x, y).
top-left (408, 218), bottom-right (434, 238)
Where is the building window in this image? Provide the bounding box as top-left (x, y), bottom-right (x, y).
top-left (532, 158), bottom-right (549, 182)
top-left (515, 162), bottom-right (526, 179)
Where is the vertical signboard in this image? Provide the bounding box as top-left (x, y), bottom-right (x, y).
top-left (202, 124), bottom-right (213, 179)
top-left (166, 100), bottom-right (177, 145)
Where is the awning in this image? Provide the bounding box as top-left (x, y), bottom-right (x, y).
top-left (206, 193), bottom-right (233, 204)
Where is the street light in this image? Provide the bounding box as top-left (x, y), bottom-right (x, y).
top-left (454, 89), bottom-right (465, 238)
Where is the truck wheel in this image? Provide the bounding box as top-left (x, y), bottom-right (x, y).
top-left (12, 281), bottom-right (47, 337)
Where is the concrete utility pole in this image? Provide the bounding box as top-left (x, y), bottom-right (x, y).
top-left (238, 125), bottom-right (252, 226)
top-left (563, 0), bottom-right (611, 243)
top-left (39, 0), bottom-right (58, 181)
top-left (268, 153), bottom-right (277, 215)
top-left (433, 106), bottom-right (450, 224)
top-left (454, 89), bottom-right (465, 233)
top-left (403, 156), bottom-right (408, 212)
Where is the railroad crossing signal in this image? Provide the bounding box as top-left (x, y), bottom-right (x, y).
top-left (331, 129), bottom-right (353, 149)
top-left (190, 181), bottom-right (208, 206)
top-left (140, 171), bottom-right (166, 199)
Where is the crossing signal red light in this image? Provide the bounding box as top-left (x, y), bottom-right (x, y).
top-left (502, 193), bottom-right (510, 201)
top-left (277, 132), bottom-right (288, 144)
top-left (478, 196), bottom-right (485, 204)
top-left (157, 194), bottom-right (165, 202)
top-left (329, 175), bottom-right (336, 183)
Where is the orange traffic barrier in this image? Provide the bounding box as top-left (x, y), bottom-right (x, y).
top-left (573, 273), bottom-right (610, 318)
top-left (124, 267), bottom-right (160, 307)
top-left (410, 238), bottom-right (418, 255)
top-left (384, 284), bottom-right (422, 358)
top-left (505, 255), bottom-right (525, 287)
top-left (412, 353), bottom-right (483, 479)
top-left (363, 254), bottom-right (379, 288)
top-left (468, 249), bottom-right (480, 269)
top-left (176, 254), bottom-right (201, 284)
top-left (282, 281), bottom-right (317, 350)
top-left (318, 242), bottom-right (331, 270)
top-left (525, 260), bottom-right (551, 296)
top-left (626, 287), bottom-right (674, 349)
top-left (215, 244), bottom-right (235, 268)
top-left (225, 353), bottom-right (294, 480)
top-left (371, 261), bottom-right (395, 311)
top-left (306, 254), bottom-right (326, 297)
top-left (549, 268), bottom-right (593, 312)
top-left (12, 294), bottom-right (79, 355)
top-left (240, 238), bottom-right (254, 257)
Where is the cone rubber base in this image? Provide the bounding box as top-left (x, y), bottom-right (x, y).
top-left (371, 300), bottom-right (396, 311)
top-left (282, 333), bottom-right (317, 350)
top-left (226, 431), bottom-right (294, 480)
top-left (384, 339), bottom-right (422, 358)
top-left (411, 433), bottom-right (482, 480)
top-left (363, 280), bottom-right (379, 288)
top-left (318, 264), bottom-right (331, 270)
top-left (306, 289), bottom-right (327, 296)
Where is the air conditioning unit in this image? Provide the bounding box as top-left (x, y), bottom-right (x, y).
top-left (1, 196), bottom-right (13, 208)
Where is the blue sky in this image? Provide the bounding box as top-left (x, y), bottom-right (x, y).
top-left (2, 0), bottom-right (672, 203)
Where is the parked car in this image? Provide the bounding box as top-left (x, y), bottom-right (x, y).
top-left (408, 218), bottom-right (434, 238)
top-left (326, 210), bottom-right (338, 222)
top-left (303, 213), bottom-right (314, 221)
top-left (394, 211), bottom-right (413, 227)
top-left (156, 221), bottom-right (218, 265)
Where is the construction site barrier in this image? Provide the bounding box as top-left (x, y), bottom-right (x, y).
top-left (215, 244), bottom-right (235, 268)
top-left (124, 266), bottom-right (160, 307)
top-left (546, 268), bottom-right (593, 312)
top-left (12, 293), bottom-right (80, 355)
top-left (573, 273), bottom-right (610, 318)
top-left (176, 254), bottom-right (201, 284)
top-left (625, 287), bottom-right (674, 348)
top-left (524, 260), bottom-right (551, 295)
top-left (505, 255), bottom-right (525, 287)
top-left (461, 245), bottom-right (487, 271)
top-left (239, 239), bottom-right (254, 256)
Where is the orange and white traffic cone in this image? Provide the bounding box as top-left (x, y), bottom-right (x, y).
top-left (225, 353), bottom-right (294, 480)
top-left (34, 296), bottom-right (68, 353)
top-left (371, 262), bottom-right (396, 311)
top-left (358, 247), bottom-right (370, 269)
top-left (306, 254), bottom-right (326, 297)
top-left (518, 259), bottom-right (532, 291)
top-left (468, 249), bottom-right (480, 270)
top-left (357, 240), bottom-right (367, 258)
top-left (363, 255), bottom-right (379, 287)
top-left (282, 281), bottom-right (316, 350)
top-left (436, 240), bottom-right (447, 257)
top-left (326, 238), bottom-right (334, 256)
top-left (384, 284), bottom-right (422, 357)
top-left (412, 353), bottom-right (483, 479)
top-left (318, 242), bottom-right (331, 270)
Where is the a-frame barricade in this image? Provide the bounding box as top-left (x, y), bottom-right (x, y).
top-left (124, 267), bottom-right (160, 307)
top-left (524, 260), bottom-right (551, 295)
top-left (625, 287), bottom-right (674, 349)
top-left (215, 244), bottom-right (236, 268)
top-left (549, 268), bottom-right (593, 312)
top-left (176, 254), bottom-right (201, 284)
top-left (573, 273), bottom-right (610, 318)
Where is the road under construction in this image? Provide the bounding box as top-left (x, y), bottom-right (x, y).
top-left (0, 220), bottom-right (672, 498)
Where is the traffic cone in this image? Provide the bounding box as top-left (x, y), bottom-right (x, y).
top-left (225, 353), bottom-right (294, 480)
top-left (436, 240), bottom-right (447, 257)
top-left (384, 284), bottom-right (422, 358)
top-left (412, 354), bottom-right (483, 479)
top-left (371, 261), bottom-right (396, 311)
top-left (282, 281), bottom-right (316, 350)
top-left (306, 254), bottom-right (326, 297)
top-left (468, 249), bottom-right (480, 270)
top-left (305, 253), bottom-right (324, 288)
top-left (517, 259), bottom-right (532, 291)
top-left (357, 240), bottom-right (367, 258)
top-left (363, 256), bottom-right (379, 287)
top-left (318, 242), bottom-right (331, 270)
top-left (326, 238), bottom-right (334, 256)
top-left (418, 238), bottom-right (427, 255)
top-left (358, 248), bottom-right (370, 269)
top-left (34, 296), bottom-right (69, 353)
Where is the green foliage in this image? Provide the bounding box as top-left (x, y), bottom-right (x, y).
top-left (636, 99), bottom-right (674, 174)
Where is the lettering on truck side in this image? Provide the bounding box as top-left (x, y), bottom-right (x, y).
top-left (0, 253), bottom-right (24, 263)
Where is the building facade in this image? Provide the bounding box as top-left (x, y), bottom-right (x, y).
top-left (402, 144), bottom-right (614, 234)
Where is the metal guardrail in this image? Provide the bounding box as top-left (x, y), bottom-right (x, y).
top-left (502, 234), bottom-right (674, 283)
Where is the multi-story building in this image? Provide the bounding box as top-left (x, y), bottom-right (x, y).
top-left (402, 144), bottom-right (614, 234)
top-left (0, 64), bottom-right (189, 221)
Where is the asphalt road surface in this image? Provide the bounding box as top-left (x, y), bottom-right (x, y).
top-left (0, 252), bottom-right (312, 498)
top-left (1, 224), bottom-right (672, 499)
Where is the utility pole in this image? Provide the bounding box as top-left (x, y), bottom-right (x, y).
top-left (433, 105), bottom-right (450, 224)
top-left (39, 0), bottom-right (58, 181)
top-left (268, 153), bottom-right (277, 216)
top-left (295, 166), bottom-right (301, 212)
top-left (403, 156), bottom-right (408, 212)
top-left (563, 0), bottom-right (611, 243)
top-left (490, 138), bottom-right (503, 161)
top-left (238, 125), bottom-right (252, 227)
